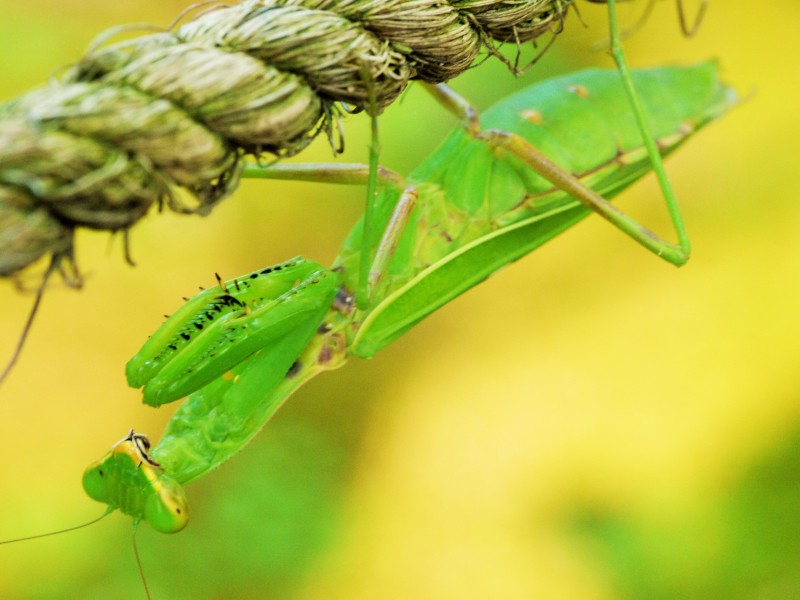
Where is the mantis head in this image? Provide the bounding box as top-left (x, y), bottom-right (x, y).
top-left (83, 429), bottom-right (189, 534)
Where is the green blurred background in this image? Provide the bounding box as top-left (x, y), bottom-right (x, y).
top-left (1, 1), bottom-right (799, 598)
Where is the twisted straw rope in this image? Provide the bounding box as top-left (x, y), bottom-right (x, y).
top-left (0, 0), bottom-right (572, 278)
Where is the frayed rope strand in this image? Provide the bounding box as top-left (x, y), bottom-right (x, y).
top-left (0, 0), bottom-right (572, 278)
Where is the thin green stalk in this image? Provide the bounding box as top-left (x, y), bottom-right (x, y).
top-left (606, 0), bottom-right (691, 262)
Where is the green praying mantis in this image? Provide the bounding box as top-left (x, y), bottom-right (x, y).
top-left (87, 58), bottom-right (734, 534)
top-left (1, 0), bottom-right (731, 596)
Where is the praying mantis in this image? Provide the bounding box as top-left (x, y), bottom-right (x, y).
top-left (85, 57), bottom-right (734, 531)
top-left (0, 1), bottom-right (732, 597)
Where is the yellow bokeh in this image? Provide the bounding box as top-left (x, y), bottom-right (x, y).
top-left (1, 1), bottom-right (799, 598)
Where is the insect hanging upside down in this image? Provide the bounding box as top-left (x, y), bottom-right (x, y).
top-left (82, 62), bottom-right (736, 532)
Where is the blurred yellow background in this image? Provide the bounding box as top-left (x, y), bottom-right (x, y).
top-left (1, 1), bottom-right (799, 598)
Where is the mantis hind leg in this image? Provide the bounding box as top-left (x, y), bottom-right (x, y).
top-left (421, 0), bottom-right (693, 267)
top-left (603, 0), bottom-right (691, 264)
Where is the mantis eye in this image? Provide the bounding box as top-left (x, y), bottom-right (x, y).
top-left (144, 479), bottom-right (189, 534)
top-left (82, 460), bottom-right (110, 504)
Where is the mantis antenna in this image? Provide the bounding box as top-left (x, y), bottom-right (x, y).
top-left (131, 523), bottom-right (152, 600)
